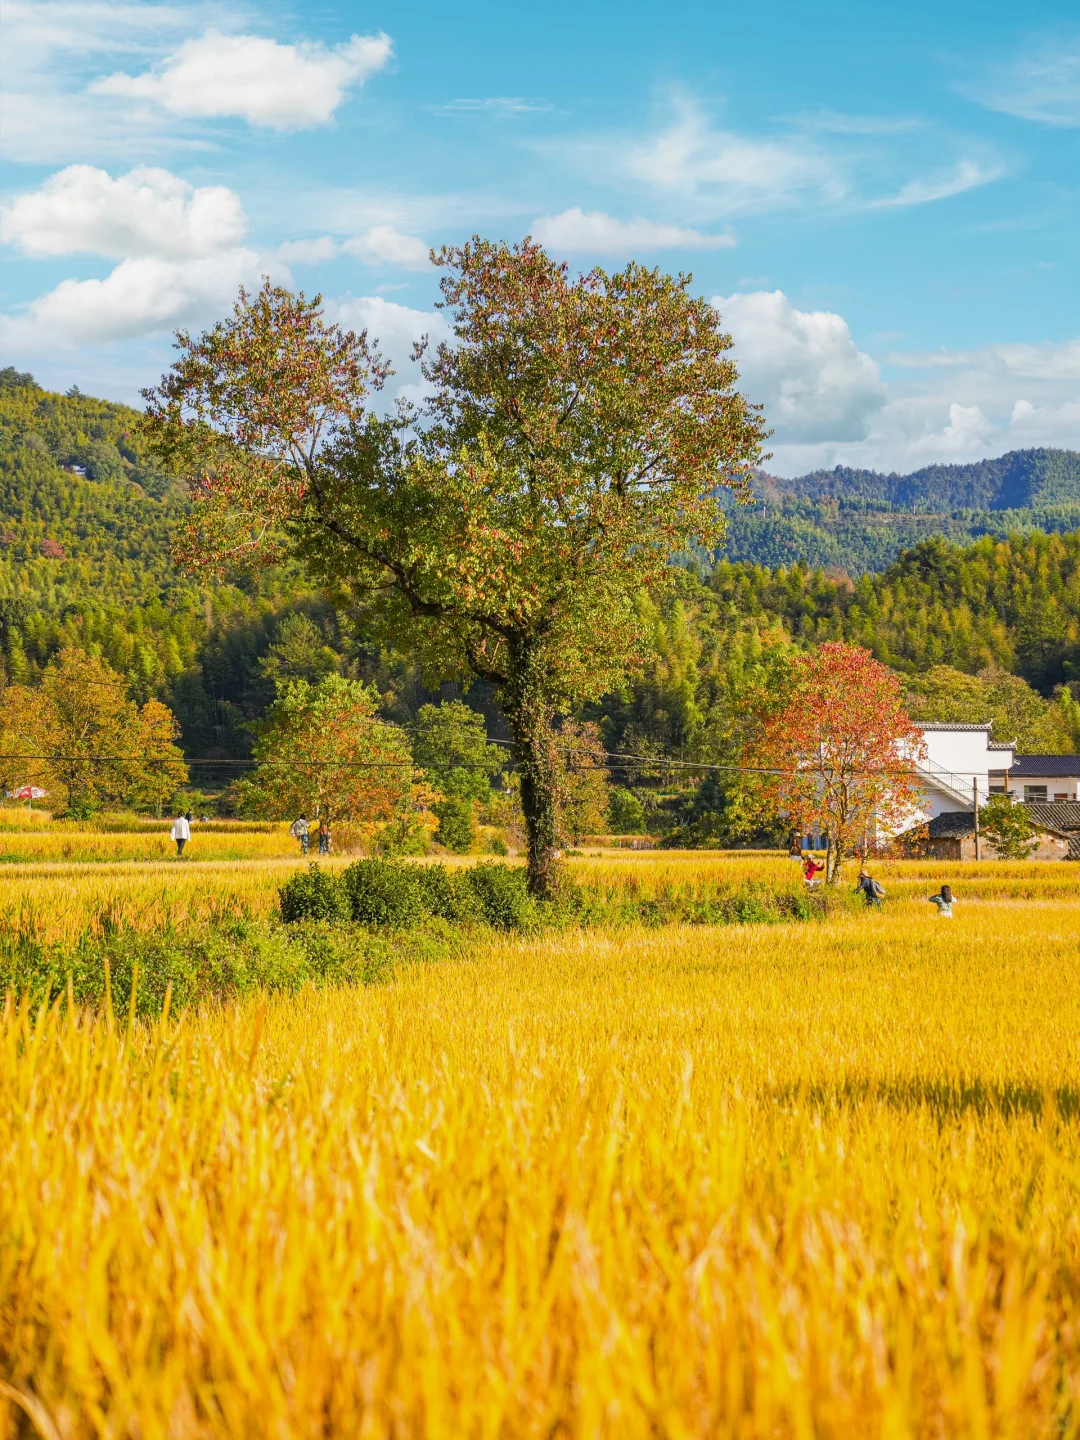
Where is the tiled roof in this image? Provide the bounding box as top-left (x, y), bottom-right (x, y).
top-left (926, 811), bottom-right (976, 837)
top-left (1010, 755), bottom-right (1080, 777)
top-left (987, 741), bottom-right (1016, 751)
top-left (1026, 801), bottom-right (1080, 833)
top-left (918, 722), bottom-right (993, 732)
top-left (1070, 835), bottom-right (1080, 862)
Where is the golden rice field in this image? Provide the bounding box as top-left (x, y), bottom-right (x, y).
top-left (1, 843), bottom-right (1080, 1436)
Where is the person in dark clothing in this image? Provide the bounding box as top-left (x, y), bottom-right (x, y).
top-left (855, 868), bottom-right (885, 909)
top-left (318, 819), bottom-right (331, 855)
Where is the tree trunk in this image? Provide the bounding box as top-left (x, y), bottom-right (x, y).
top-left (500, 644), bottom-right (561, 900)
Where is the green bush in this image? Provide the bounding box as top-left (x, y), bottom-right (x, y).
top-left (434, 797), bottom-right (476, 853)
top-left (340, 858), bottom-right (425, 928)
top-left (279, 864), bottom-right (349, 924)
top-left (608, 786), bottom-right (647, 834)
top-left (464, 862), bottom-right (536, 931)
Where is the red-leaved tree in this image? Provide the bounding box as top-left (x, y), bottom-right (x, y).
top-left (748, 643), bottom-right (925, 882)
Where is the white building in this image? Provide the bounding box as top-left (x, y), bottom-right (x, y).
top-left (1006, 755), bottom-right (1080, 803)
top-left (913, 722), bottom-right (1015, 821)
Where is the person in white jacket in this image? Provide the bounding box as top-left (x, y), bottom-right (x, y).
top-left (171, 811), bottom-right (191, 858)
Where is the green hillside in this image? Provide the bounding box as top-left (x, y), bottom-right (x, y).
top-left (720, 448), bottom-right (1080, 573)
top-left (0, 373), bottom-right (1077, 805)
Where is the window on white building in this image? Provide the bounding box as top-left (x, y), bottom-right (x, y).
top-left (1024, 785), bottom-right (1048, 803)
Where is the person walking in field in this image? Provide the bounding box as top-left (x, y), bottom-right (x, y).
top-left (854, 868), bottom-right (885, 909)
top-left (289, 814), bottom-right (309, 855)
top-left (318, 819), bottom-right (331, 855)
top-left (928, 884), bottom-right (955, 917)
top-left (171, 810), bottom-right (191, 858)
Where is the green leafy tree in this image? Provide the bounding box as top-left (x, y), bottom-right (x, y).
top-left (433, 796), bottom-right (476, 853)
top-left (608, 786), bottom-right (647, 834)
top-left (236, 675), bottom-right (412, 826)
top-left (979, 794), bottom-right (1038, 860)
top-left (146, 248), bottom-right (765, 894)
top-left (258, 613), bottom-right (340, 690)
top-left (903, 665), bottom-right (1073, 752)
top-left (412, 700), bottom-right (503, 802)
top-left (0, 647), bottom-right (186, 815)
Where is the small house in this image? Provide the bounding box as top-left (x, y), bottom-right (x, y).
top-left (908, 809), bottom-right (1076, 861)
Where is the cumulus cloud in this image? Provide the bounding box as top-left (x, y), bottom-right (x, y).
top-left (906, 402), bottom-right (995, 457)
top-left (1, 164), bottom-right (265, 343)
top-left (530, 208), bottom-right (735, 253)
top-left (1010, 397), bottom-right (1080, 445)
top-left (343, 226), bottom-right (431, 269)
top-left (714, 290), bottom-right (887, 444)
top-left (967, 37), bottom-right (1080, 127)
top-left (330, 296), bottom-right (451, 405)
top-left (29, 251), bottom-right (262, 342)
top-left (92, 28), bottom-right (393, 129)
top-left (1, 165), bottom-right (245, 259)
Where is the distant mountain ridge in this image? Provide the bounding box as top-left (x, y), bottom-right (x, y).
top-left (758, 448), bottom-right (1080, 512)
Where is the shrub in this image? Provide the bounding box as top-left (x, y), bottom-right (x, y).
top-left (415, 864), bottom-right (479, 923)
top-left (608, 786), bottom-right (647, 834)
top-left (340, 858), bottom-right (425, 928)
top-left (434, 797), bottom-right (476, 853)
top-left (465, 863), bottom-right (536, 931)
top-left (488, 832), bottom-right (509, 856)
top-left (279, 864), bottom-right (349, 924)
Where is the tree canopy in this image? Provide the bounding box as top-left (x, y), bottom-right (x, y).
top-left (146, 243), bottom-right (767, 891)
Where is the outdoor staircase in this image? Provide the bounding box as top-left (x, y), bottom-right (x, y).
top-left (914, 757), bottom-right (979, 808)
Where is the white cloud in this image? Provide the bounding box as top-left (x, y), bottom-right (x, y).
top-left (867, 159), bottom-right (1003, 209)
top-left (2, 165), bottom-right (245, 259)
top-left (714, 290), bottom-right (887, 443)
top-left (437, 97), bottom-right (552, 115)
top-left (621, 97), bottom-right (843, 212)
top-left (92, 28), bottom-right (393, 129)
top-left (277, 237), bottom-right (340, 265)
top-left (330, 296), bottom-right (451, 406)
top-left (968, 37), bottom-right (1080, 127)
top-left (1010, 397), bottom-right (1080, 445)
top-left (0, 2), bottom-right (209, 162)
top-left (891, 339), bottom-right (1080, 381)
top-left (1, 163), bottom-right (267, 344)
top-left (343, 227), bottom-right (431, 269)
top-left (905, 402), bottom-right (994, 457)
top-left (27, 250), bottom-right (262, 342)
top-left (530, 208), bottom-right (735, 253)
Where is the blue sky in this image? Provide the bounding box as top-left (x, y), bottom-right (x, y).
top-left (1, 0), bottom-right (1078, 473)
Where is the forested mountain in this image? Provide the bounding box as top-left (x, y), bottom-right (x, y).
top-left (1, 371), bottom-right (1078, 816)
top-left (720, 448), bottom-right (1080, 573)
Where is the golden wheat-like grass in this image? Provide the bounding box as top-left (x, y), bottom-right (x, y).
top-left (1, 881), bottom-right (1079, 1436)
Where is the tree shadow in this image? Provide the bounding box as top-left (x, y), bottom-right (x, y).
top-left (770, 1077), bottom-right (1080, 1122)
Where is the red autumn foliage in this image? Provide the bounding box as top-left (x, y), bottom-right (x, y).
top-left (748, 642), bottom-right (925, 881)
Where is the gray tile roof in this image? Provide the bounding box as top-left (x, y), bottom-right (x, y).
top-left (1070, 835), bottom-right (1080, 862)
top-left (1025, 801), bottom-right (1080, 833)
top-left (1010, 755), bottom-right (1080, 778)
top-left (918, 722), bottom-right (993, 731)
top-left (926, 811), bottom-right (976, 837)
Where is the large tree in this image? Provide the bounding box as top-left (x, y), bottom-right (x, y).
top-left (0, 648), bottom-right (187, 816)
top-left (748, 642), bottom-right (925, 883)
top-left (145, 246), bottom-right (766, 895)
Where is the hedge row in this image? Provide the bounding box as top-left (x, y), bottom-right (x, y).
top-left (279, 860), bottom-right (822, 931)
